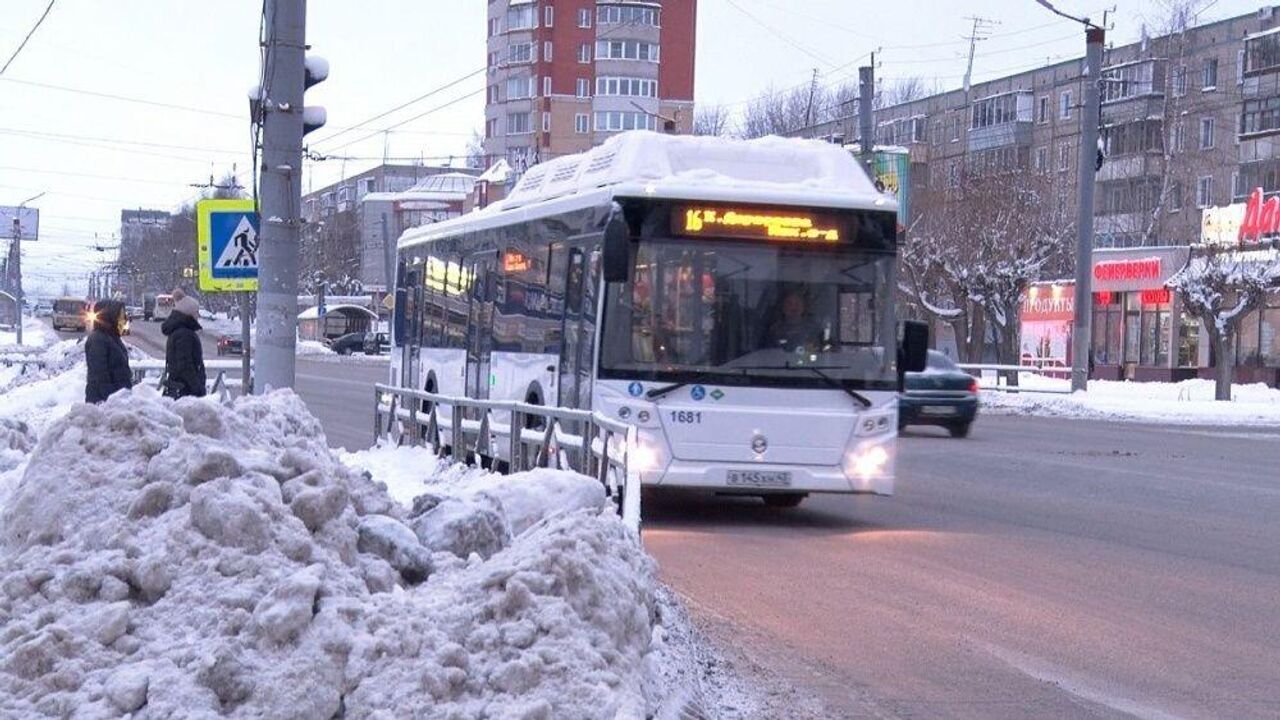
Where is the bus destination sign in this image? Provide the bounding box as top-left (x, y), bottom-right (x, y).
top-left (675, 205), bottom-right (842, 243)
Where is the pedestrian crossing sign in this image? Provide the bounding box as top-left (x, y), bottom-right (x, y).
top-left (197, 199), bottom-right (259, 292)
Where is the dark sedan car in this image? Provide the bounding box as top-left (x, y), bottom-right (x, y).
top-left (216, 335), bottom-right (244, 356)
top-left (899, 350), bottom-right (979, 437)
top-left (328, 332), bottom-right (367, 355)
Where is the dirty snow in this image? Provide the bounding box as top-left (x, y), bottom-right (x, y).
top-left (0, 317), bottom-right (48, 350)
top-left (0, 387), bottom-right (672, 718)
top-left (981, 375), bottom-right (1280, 426)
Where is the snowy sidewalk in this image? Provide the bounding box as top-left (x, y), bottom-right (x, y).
top-left (980, 375), bottom-right (1280, 426)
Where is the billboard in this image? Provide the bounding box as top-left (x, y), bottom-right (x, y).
top-left (871, 149), bottom-right (910, 227)
top-left (0, 206), bottom-right (39, 241)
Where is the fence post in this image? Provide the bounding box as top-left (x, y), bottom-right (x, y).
top-left (450, 402), bottom-right (463, 462)
top-left (372, 387), bottom-right (383, 443)
top-left (508, 408), bottom-right (523, 474)
top-left (426, 406), bottom-right (441, 455)
top-left (621, 426), bottom-right (641, 534)
top-left (408, 396), bottom-right (419, 446)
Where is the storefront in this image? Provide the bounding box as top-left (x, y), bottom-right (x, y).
top-left (1088, 246), bottom-right (1193, 382)
top-left (1020, 281), bottom-right (1074, 374)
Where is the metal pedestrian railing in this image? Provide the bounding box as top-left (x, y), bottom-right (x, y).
top-left (132, 359), bottom-right (248, 402)
top-left (373, 383), bottom-right (642, 533)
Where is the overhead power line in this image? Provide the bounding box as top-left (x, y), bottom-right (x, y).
top-left (308, 68), bottom-right (487, 149)
top-left (1, 0), bottom-right (57, 75)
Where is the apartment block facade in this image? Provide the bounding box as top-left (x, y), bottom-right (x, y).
top-left (483, 0), bottom-right (697, 173)
top-left (799, 6), bottom-right (1280, 250)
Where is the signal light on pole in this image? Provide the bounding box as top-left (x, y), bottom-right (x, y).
top-left (303, 55), bottom-right (328, 136)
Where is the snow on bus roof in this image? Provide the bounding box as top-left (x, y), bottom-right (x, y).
top-left (399, 131), bottom-right (892, 251)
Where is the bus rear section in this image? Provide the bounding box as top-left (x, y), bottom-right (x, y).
top-left (152, 294), bottom-right (174, 322)
top-left (51, 298), bottom-right (87, 332)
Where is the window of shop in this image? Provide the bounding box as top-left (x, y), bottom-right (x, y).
top-left (1178, 315), bottom-right (1200, 367)
top-left (1238, 293), bottom-right (1280, 366)
top-left (1140, 289), bottom-right (1172, 366)
top-left (1124, 292), bottom-right (1142, 362)
top-left (1092, 292), bottom-right (1123, 364)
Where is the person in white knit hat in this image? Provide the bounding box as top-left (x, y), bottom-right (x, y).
top-left (161, 294), bottom-right (207, 398)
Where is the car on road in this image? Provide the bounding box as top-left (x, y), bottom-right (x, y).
top-left (327, 332), bottom-right (368, 355)
top-left (899, 350), bottom-right (979, 438)
top-left (125, 305), bottom-right (143, 320)
top-left (361, 331), bottom-right (389, 355)
top-left (216, 335), bottom-right (244, 356)
top-left (34, 299), bottom-right (54, 317)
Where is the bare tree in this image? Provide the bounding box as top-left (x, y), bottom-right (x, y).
top-left (739, 83), bottom-right (829, 138)
top-left (1170, 247), bottom-right (1276, 400)
top-left (464, 130), bottom-right (488, 170)
top-left (693, 105), bottom-right (733, 136)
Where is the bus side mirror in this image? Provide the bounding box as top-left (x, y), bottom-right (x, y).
top-left (900, 320), bottom-right (928, 374)
top-left (602, 215), bottom-right (630, 284)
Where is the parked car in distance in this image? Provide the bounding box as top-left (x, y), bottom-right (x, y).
top-left (328, 332), bottom-right (367, 355)
top-left (899, 350), bottom-right (979, 438)
top-left (35, 299), bottom-right (54, 317)
top-left (216, 335), bottom-right (244, 356)
top-left (125, 305), bottom-right (143, 320)
top-left (361, 331), bottom-right (389, 355)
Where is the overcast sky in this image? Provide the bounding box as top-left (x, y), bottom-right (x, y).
top-left (0, 0), bottom-right (1263, 295)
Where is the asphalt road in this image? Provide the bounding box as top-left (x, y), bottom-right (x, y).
top-left (42, 319), bottom-right (1280, 717)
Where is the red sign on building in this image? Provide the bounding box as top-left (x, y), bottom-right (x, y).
top-left (1238, 187), bottom-right (1280, 245)
top-left (1094, 257), bottom-right (1162, 282)
top-left (1022, 283), bottom-right (1075, 321)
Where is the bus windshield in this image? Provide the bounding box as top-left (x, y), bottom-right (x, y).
top-left (53, 299), bottom-right (84, 314)
top-left (601, 240), bottom-right (897, 390)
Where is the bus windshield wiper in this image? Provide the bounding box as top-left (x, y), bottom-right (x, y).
top-left (733, 363), bottom-right (873, 408)
top-left (646, 369), bottom-right (744, 399)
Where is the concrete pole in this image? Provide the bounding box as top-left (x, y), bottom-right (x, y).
top-left (858, 64), bottom-right (875, 173)
top-left (1071, 25), bottom-right (1105, 393)
top-left (255, 0), bottom-right (306, 392)
top-left (11, 220), bottom-right (21, 345)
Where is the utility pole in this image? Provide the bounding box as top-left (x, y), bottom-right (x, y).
top-left (256, 0), bottom-right (308, 392)
top-left (961, 17), bottom-right (996, 98)
top-left (858, 57), bottom-right (875, 173)
top-left (1072, 24), bottom-right (1105, 392)
top-left (804, 68), bottom-right (819, 128)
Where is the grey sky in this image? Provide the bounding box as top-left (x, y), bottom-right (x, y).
top-left (0, 0), bottom-right (1263, 294)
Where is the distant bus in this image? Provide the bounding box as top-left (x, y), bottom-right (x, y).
top-left (152, 294), bottom-right (174, 322)
top-left (390, 132), bottom-right (927, 508)
top-left (52, 297), bottom-right (87, 332)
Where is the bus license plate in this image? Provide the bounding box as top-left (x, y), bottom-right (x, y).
top-left (726, 470), bottom-right (792, 488)
top-left (922, 405), bottom-right (958, 416)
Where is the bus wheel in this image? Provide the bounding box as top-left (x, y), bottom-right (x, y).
top-left (762, 493), bottom-right (806, 508)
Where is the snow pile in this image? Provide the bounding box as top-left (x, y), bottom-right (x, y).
top-left (296, 339), bottom-right (334, 356)
top-left (0, 389), bottom-right (659, 719)
top-left (0, 318), bottom-right (48, 350)
top-left (981, 375), bottom-right (1280, 425)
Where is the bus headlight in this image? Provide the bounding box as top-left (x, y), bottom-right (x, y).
top-left (843, 442), bottom-right (892, 481)
top-left (628, 431), bottom-right (668, 475)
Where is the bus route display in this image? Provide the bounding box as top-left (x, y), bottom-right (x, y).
top-left (673, 205), bottom-right (843, 243)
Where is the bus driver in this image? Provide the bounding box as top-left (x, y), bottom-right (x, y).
top-left (766, 290), bottom-right (824, 352)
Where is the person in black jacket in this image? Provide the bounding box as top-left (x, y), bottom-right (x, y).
top-left (84, 300), bottom-right (133, 403)
top-left (162, 295), bottom-right (207, 398)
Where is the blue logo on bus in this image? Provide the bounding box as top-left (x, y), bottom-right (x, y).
top-left (627, 381), bottom-right (644, 397)
top-left (690, 385), bottom-right (706, 401)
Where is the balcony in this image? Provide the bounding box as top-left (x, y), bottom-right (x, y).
top-left (967, 91), bottom-right (1033, 152)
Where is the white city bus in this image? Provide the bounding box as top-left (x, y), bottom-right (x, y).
top-left (390, 132), bottom-right (926, 507)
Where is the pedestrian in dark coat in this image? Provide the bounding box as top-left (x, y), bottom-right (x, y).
top-left (162, 295), bottom-right (207, 398)
top-left (84, 300), bottom-right (133, 403)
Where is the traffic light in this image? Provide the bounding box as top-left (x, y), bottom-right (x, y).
top-left (303, 55), bottom-right (328, 136)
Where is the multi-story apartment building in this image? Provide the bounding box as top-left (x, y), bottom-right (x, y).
top-left (116, 209), bottom-right (176, 303)
top-left (301, 164), bottom-right (477, 290)
top-left (483, 0), bottom-right (697, 174)
top-left (794, 6), bottom-right (1280, 384)
top-left (799, 6), bottom-right (1280, 249)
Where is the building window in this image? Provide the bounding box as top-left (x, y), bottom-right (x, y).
top-left (1168, 181), bottom-right (1182, 212)
top-left (1199, 117), bottom-right (1214, 150)
top-left (950, 117), bottom-right (960, 142)
top-left (576, 78), bottom-right (590, 98)
top-left (597, 5), bottom-right (660, 27)
top-left (508, 112), bottom-right (532, 135)
top-left (1241, 96), bottom-right (1280, 137)
top-left (577, 8), bottom-right (592, 28)
top-left (487, 17), bottom-right (500, 37)
top-left (509, 43), bottom-right (534, 64)
top-left (487, 84), bottom-right (499, 103)
top-left (595, 76), bottom-right (658, 98)
top-left (364, 178), bottom-right (376, 193)
top-left (1058, 142), bottom-right (1071, 171)
top-left (1101, 60), bottom-right (1157, 103)
top-left (1196, 175), bottom-right (1213, 208)
top-left (575, 113), bottom-right (589, 133)
top-left (542, 112), bottom-right (551, 132)
top-left (1232, 172), bottom-right (1242, 201)
top-left (577, 43), bottom-right (591, 63)
top-left (485, 117), bottom-right (498, 138)
top-left (543, 76), bottom-right (551, 97)
top-left (594, 111), bottom-right (657, 132)
top-left (487, 51), bottom-right (499, 68)
top-left (543, 41), bottom-right (553, 61)
top-left (544, 5), bottom-right (553, 27)
top-left (1172, 122), bottom-right (1185, 152)
top-left (1060, 90), bottom-right (1073, 120)
top-left (1172, 65), bottom-right (1187, 96)
top-left (1037, 96), bottom-right (1049, 123)
top-left (1245, 32), bottom-right (1280, 76)
top-left (506, 4), bottom-right (537, 31)
top-left (1034, 146), bottom-right (1048, 173)
top-left (506, 76), bottom-right (535, 100)
top-left (1202, 57), bottom-right (1218, 90)
top-left (595, 40), bottom-right (660, 62)
top-left (1101, 119), bottom-right (1164, 157)
top-left (971, 92), bottom-right (1031, 129)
